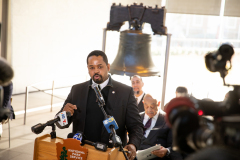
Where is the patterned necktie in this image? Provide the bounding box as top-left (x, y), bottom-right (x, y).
top-left (143, 118), bottom-right (152, 135)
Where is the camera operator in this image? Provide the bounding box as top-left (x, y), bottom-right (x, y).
top-left (0, 57), bottom-right (14, 137)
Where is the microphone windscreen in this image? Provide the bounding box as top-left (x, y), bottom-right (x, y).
top-left (0, 58), bottom-right (14, 86)
top-left (91, 83), bottom-right (98, 89)
top-left (67, 133), bottom-right (75, 139)
top-left (31, 123), bottom-right (46, 134)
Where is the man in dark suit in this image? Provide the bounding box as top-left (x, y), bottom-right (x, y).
top-left (139, 94), bottom-right (182, 160)
top-left (131, 75), bottom-right (145, 113)
top-left (57, 50), bottom-right (143, 160)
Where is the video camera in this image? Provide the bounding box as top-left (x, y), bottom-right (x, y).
top-left (165, 44), bottom-right (240, 160)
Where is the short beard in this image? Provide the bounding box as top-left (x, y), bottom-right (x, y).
top-left (134, 91), bottom-right (140, 95)
top-left (92, 74), bottom-right (103, 84)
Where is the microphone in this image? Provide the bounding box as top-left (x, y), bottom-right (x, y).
top-left (103, 116), bottom-right (119, 133)
top-left (67, 132), bottom-right (108, 151)
top-left (103, 116), bottom-right (122, 147)
top-left (0, 57), bottom-right (14, 86)
top-left (92, 83), bottom-right (105, 106)
top-left (91, 84), bottom-right (122, 148)
top-left (31, 111), bottom-right (71, 134)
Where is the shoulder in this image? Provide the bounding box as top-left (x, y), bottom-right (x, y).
top-left (71, 81), bottom-right (89, 91)
top-left (3, 82), bottom-right (13, 89)
top-left (157, 109), bottom-right (166, 121)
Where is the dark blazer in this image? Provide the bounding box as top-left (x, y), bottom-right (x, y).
top-left (58, 76), bottom-right (143, 149)
top-left (137, 93), bottom-right (145, 113)
top-left (3, 82), bottom-right (15, 120)
top-left (139, 111), bottom-right (182, 160)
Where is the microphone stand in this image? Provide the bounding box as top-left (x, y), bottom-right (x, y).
top-left (96, 100), bottom-right (129, 160)
top-left (50, 124), bottom-right (56, 139)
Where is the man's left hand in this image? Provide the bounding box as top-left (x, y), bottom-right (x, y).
top-left (124, 144), bottom-right (136, 160)
top-left (151, 146), bottom-right (168, 158)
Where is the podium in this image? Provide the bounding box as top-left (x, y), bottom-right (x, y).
top-left (33, 134), bottom-right (126, 160)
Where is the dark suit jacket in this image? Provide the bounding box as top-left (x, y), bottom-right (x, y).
top-left (137, 93), bottom-right (145, 113)
top-left (139, 111), bottom-right (182, 160)
top-left (3, 82), bottom-right (15, 120)
top-left (59, 76), bottom-right (143, 149)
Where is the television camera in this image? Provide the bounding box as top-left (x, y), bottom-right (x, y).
top-left (165, 44), bottom-right (240, 160)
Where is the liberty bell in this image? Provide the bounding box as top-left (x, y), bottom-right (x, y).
top-left (106, 3), bottom-right (167, 77)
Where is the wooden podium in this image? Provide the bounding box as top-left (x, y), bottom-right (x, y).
top-left (33, 134), bottom-right (126, 160)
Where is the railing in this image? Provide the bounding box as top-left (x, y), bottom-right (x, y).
top-left (23, 76), bottom-right (88, 125)
top-left (24, 80), bottom-right (60, 125)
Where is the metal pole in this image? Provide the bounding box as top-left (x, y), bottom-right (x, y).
top-left (161, 34), bottom-right (172, 110)
top-left (24, 86), bottom-right (28, 125)
top-left (8, 121), bottom-right (10, 148)
top-left (1, 0), bottom-right (9, 59)
top-left (50, 81), bottom-right (54, 112)
top-left (102, 28), bottom-right (107, 52)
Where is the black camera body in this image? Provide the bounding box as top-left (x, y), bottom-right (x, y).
top-left (165, 44), bottom-right (240, 160)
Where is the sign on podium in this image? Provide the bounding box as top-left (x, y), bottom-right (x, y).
top-left (33, 134), bottom-right (126, 160)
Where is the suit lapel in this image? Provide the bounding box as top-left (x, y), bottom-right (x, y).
top-left (78, 81), bottom-right (90, 131)
top-left (140, 113), bottom-right (145, 122)
top-left (146, 113), bottom-right (165, 140)
top-left (140, 93), bottom-right (145, 102)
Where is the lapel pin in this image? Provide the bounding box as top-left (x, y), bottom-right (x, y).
top-left (112, 91), bottom-right (115, 94)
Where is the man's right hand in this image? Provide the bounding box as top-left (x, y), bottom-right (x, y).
top-left (62, 103), bottom-right (77, 116)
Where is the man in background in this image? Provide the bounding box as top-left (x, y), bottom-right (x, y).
top-left (138, 94), bottom-right (183, 160)
top-left (131, 75), bottom-right (145, 113)
top-left (164, 86), bottom-right (188, 112)
top-left (175, 86), bottom-right (188, 97)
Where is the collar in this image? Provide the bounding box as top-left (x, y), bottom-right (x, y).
top-left (89, 74), bottom-right (113, 89)
top-left (144, 110), bottom-right (159, 121)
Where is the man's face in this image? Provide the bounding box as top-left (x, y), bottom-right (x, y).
top-left (143, 96), bottom-right (158, 118)
top-left (87, 56), bottom-right (110, 84)
top-left (131, 76), bottom-right (144, 94)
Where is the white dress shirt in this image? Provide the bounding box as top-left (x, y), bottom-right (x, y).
top-left (135, 92), bottom-right (145, 105)
top-left (92, 77), bottom-right (109, 90)
top-left (143, 111), bottom-right (159, 138)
